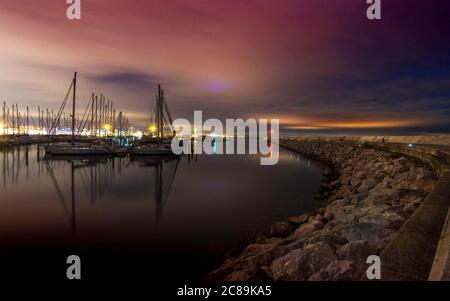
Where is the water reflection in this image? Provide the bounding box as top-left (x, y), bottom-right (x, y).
top-left (44, 156), bottom-right (119, 235)
top-left (0, 143), bottom-right (332, 280)
top-left (0, 144), bottom-right (325, 255)
top-left (1, 145), bottom-right (181, 235)
top-left (130, 156), bottom-right (180, 223)
top-left (43, 154), bottom-right (181, 232)
top-left (1, 144), bottom-right (40, 187)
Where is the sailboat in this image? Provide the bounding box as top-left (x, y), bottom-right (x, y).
top-left (130, 84), bottom-right (178, 156)
top-left (45, 72), bottom-right (111, 156)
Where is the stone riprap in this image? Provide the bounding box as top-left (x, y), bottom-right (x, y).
top-left (206, 139), bottom-right (438, 281)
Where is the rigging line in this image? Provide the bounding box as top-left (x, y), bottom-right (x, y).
top-left (77, 95), bottom-right (92, 134)
top-left (30, 115), bottom-right (36, 128)
top-left (161, 113), bottom-right (172, 135)
top-left (49, 83), bottom-right (72, 135)
top-left (50, 79), bottom-right (74, 135)
top-left (50, 84), bottom-right (71, 134)
top-left (163, 97), bottom-right (173, 126)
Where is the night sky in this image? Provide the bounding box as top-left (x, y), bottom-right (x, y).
top-left (0, 0), bottom-right (449, 134)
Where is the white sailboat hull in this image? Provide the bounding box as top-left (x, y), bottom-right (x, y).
top-left (130, 144), bottom-right (177, 156)
top-left (45, 143), bottom-right (111, 155)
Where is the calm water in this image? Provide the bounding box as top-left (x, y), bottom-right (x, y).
top-left (0, 143), bottom-right (326, 280)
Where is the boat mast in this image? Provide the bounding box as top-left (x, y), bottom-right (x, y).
top-left (71, 72), bottom-right (77, 144)
top-left (157, 84), bottom-right (162, 139)
top-left (160, 90), bottom-right (163, 138)
top-left (26, 106), bottom-right (29, 135)
top-left (2, 102), bottom-right (6, 135)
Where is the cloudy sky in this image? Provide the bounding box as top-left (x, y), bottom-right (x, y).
top-left (0, 0), bottom-right (449, 134)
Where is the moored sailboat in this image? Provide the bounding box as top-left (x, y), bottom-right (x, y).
top-left (45, 142), bottom-right (111, 155)
top-left (44, 72), bottom-right (111, 156)
top-left (130, 84), bottom-right (178, 156)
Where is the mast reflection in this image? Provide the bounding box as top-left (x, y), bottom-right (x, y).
top-left (0, 145), bottom-right (181, 233)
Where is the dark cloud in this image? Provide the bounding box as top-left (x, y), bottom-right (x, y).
top-left (1, 0), bottom-right (450, 133)
top-left (88, 70), bottom-right (160, 91)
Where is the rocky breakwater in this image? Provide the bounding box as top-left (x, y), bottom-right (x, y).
top-left (206, 139), bottom-right (438, 281)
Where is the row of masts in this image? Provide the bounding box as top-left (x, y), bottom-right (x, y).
top-left (0, 99), bottom-right (132, 137)
top-left (72, 92), bottom-right (132, 137)
top-left (1, 102), bottom-right (75, 135)
top-left (49, 72), bottom-right (134, 140)
top-left (0, 101), bottom-right (132, 137)
top-left (1, 73), bottom-right (174, 139)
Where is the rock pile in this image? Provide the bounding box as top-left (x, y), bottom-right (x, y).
top-left (206, 140), bottom-right (437, 281)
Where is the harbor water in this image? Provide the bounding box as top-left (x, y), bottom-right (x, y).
top-left (0, 143), bottom-right (327, 280)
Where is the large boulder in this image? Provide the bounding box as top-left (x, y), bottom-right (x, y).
top-left (270, 242), bottom-right (337, 281)
top-left (362, 187), bottom-right (403, 207)
top-left (308, 260), bottom-right (353, 281)
top-left (287, 214), bottom-right (309, 225)
top-left (225, 265), bottom-right (272, 281)
top-left (292, 222), bottom-right (317, 239)
top-left (357, 177), bottom-right (379, 193)
top-left (269, 221), bottom-right (296, 238)
top-left (358, 210), bottom-right (405, 230)
top-left (341, 222), bottom-right (390, 242)
top-left (311, 220), bottom-right (325, 230)
top-left (337, 240), bottom-right (381, 261)
top-left (325, 199), bottom-right (350, 217)
top-left (305, 232), bottom-right (348, 247)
